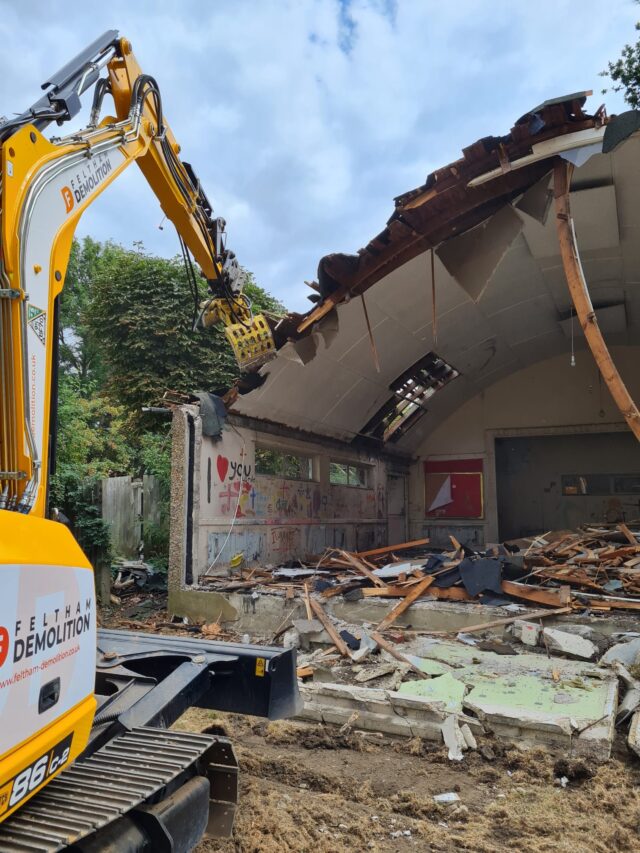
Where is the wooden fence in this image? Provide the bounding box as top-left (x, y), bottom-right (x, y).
top-left (101, 475), bottom-right (160, 558)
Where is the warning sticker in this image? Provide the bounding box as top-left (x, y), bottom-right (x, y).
top-left (255, 657), bottom-right (266, 677)
top-left (27, 305), bottom-right (46, 346)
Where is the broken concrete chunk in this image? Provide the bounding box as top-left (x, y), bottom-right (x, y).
top-left (460, 723), bottom-right (477, 750)
top-left (628, 709), bottom-right (640, 758)
top-left (398, 671), bottom-right (466, 713)
top-left (616, 686), bottom-right (640, 726)
top-left (476, 640), bottom-right (517, 655)
top-left (350, 629), bottom-right (378, 662)
top-left (433, 792), bottom-right (460, 804)
top-left (282, 628), bottom-right (300, 649)
top-left (601, 637), bottom-right (640, 667)
top-left (548, 623), bottom-right (598, 641)
top-left (612, 664), bottom-right (640, 726)
top-left (293, 618), bottom-right (324, 634)
top-left (354, 662), bottom-right (398, 683)
top-left (542, 628), bottom-right (597, 660)
top-left (310, 666), bottom-right (337, 683)
top-left (512, 620), bottom-right (541, 647)
top-left (441, 714), bottom-right (466, 761)
top-left (291, 618), bottom-right (331, 650)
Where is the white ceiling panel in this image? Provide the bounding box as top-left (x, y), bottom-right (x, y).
top-left (486, 293), bottom-right (559, 348)
top-left (234, 136), bottom-right (640, 453)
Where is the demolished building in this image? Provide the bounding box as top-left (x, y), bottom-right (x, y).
top-left (169, 92), bottom-right (640, 587)
top-left (162, 92), bottom-right (640, 761)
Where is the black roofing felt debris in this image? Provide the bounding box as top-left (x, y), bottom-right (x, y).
top-left (460, 558), bottom-right (503, 597)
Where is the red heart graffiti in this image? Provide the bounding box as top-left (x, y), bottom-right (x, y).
top-left (216, 455), bottom-right (229, 482)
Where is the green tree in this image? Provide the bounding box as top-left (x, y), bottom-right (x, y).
top-left (602, 11), bottom-right (640, 107)
top-left (55, 376), bottom-right (134, 479)
top-left (50, 373), bottom-right (135, 557)
top-left (59, 237), bottom-right (107, 389)
top-left (85, 243), bottom-right (283, 427)
top-left (53, 237), bottom-right (284, 566)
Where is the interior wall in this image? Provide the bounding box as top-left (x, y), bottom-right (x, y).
top-left (495, 432), bottom-right (640, 540)
top-left (169, 409), bottom-right (390, 585)
top-left (408, 346), bottom-right (640, 545)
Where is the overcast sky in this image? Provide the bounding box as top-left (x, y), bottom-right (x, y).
top-left (0, 1), bottom-right (637, 311)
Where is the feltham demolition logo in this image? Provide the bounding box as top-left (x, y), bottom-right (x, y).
top-left (27, 305), bottom-right (46, 346)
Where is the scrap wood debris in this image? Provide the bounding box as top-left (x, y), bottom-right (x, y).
top-left (197, 522), bottom-right (640, 618)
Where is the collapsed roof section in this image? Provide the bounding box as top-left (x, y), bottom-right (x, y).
top-left (307, 93), bottom-right (606, 317)
top-left (233, 93), bottom-right (639, 452)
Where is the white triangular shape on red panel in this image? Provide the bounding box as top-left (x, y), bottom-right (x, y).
top-left (428, 474), bottom-right (453, 512)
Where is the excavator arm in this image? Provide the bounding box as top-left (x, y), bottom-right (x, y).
top-left (0, 33), bottom-right (293, 840)
top-left (0, 30), bottom-right (273, 520)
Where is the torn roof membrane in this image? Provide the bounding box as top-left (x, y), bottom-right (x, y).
top-left (233, 95), bottom-right (640, 450)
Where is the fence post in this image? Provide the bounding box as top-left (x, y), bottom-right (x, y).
top-left (94, 552), bottom-right (111, 606)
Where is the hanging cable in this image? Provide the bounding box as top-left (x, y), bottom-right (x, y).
top-left (430, 248), bottom-right (438, 347)
top-left (570, 307), bottom-right (576, 367)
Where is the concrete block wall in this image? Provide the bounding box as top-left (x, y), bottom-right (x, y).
top-left (169, 406), bottom-right (390, 587)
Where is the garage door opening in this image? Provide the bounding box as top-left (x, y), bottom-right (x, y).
top-left (495, 432), bottom-right (640, 541)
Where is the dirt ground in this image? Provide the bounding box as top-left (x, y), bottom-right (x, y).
top-left (101, 597), bottom-right (640, 851)
top-left (170, 708), bottom-right (640, 853)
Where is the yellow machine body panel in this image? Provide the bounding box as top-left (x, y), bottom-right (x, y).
top-left (0, 30), bottom-right (273, 824)
top-left (0, 511), bottom-right (96, 821)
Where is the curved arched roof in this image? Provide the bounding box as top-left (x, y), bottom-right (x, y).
top-left (234, 96), bottom-right (640, 453)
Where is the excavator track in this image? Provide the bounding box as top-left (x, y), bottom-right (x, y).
top-left (0, 726), bottom-right (236, 852)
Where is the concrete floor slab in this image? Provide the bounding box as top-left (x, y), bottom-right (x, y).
top-left (397, 672), bottom-right (467, 712)
top-left (400, 638), bottom-right (618, 760)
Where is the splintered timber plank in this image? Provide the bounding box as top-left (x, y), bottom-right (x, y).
top-left (618, 523), bottom-right (639, 546)
top-left (532, 569), bottom-right (604, 592)
top-left (372, 585), bottom-right (472, 602)
top-left (363, 581), bottom-right (571, 608)
top-left (362, 586), bottom-right (412, 597)
top-left (376, 575), bottom-right (435, 631)
top-left (354, 538), bottom-right (430, 559)
top-left (501, 580), bottom-right (571, 607)
top-left (370, 632), bottom-right (429, 679)
top-left (308, 597), bottom-right (350, 657)
top-left (321, 581), bottom-right (361, 599)
top-left (337, 549), bottom-right (386, 587)
top-left (554, 159), bottom-right (640, 441)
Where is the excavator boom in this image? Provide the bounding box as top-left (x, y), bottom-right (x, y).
top-left (0, 30), bottom-right (272, 520)
top-left (0, 31), bottom-right (293, 847)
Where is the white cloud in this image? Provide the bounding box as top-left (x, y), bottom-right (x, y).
top-left (0, 0), bottom-right (637, 310)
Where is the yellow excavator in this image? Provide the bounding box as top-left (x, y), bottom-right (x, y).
top-left (0, 31), bottom-right (296, 851)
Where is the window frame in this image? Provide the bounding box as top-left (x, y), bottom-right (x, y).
top-left (560, 472), bottom-right (640, 497)
top-left (329, 459), bottom-right (370, 489)
top-left (254, 445), bottom-right (315, 482)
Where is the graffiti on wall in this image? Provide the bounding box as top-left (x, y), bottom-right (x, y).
top-left (207, 438), bottom-right (384, 525)
top-left (207, 523), bottom-right (385, 564)
top-left (214, 474), bottom-right (381, 523)
top-left (270, 526), bottom-right (300, 553)
top-left (254, 479), bottom-right (329, 520)
top-left (215, 453), bottom-right (253, 483)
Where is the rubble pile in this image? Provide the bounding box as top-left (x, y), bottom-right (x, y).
top-left (514, 522), bottom-right (640, 607)
top-left (199, 522), bottom-right (640, 614)
top-left (187, 524), bottom-right (640, 763)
